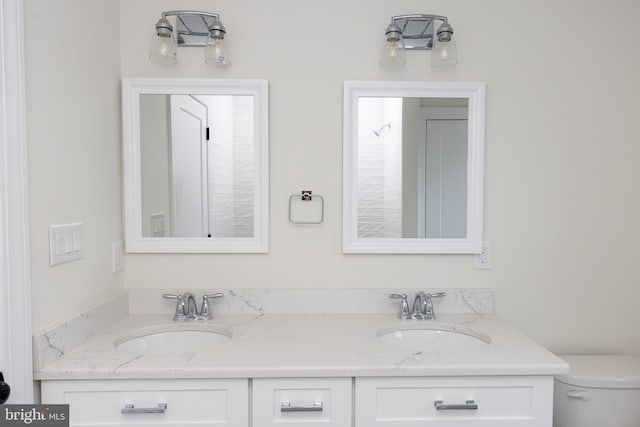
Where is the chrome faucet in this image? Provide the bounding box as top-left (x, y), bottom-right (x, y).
top-left (162, 292), bottom-right (223, 321)
top-left (412, 291), bottom-right (429, 320)
top-left (388, 291), bottom-right (446, 320)
top-left (184, 292), bottom-right (198, 319)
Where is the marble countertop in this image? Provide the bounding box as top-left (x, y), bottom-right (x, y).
top-left (34, 313), bottom-right (569, 380)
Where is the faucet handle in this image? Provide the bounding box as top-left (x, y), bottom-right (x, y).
top-left (427, 292), bottom-right (446, 298)
top-left (423, 292), bottom-right (446, 320)
top-left (162, 293), bottom-right (188, 321)
top-left (388, 293), bottom-right (411, 320)
top-left (201, 293), bottom-right (224, 320)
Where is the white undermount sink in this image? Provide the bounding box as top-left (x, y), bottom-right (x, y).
top-left (115, 325), bottom-right (232, 355)
top-left (377, 322), bottom-right (491, 352)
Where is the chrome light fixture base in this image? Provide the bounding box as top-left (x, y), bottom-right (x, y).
top-left (155, 10), bottom-right (221, 47)
top-left (150, 10), bottom-right (230, 66)
top-left (389, 14), bottom-right (450, 50)
top-left (171, 11), bottom-right (221, 47)
top-left (380, 14), bottom-right (458, 68)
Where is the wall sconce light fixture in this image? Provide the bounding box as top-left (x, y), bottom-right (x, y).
top-left (149, 10), bottom-right (230, 66)
top-left (380, 14), bottom-right (458, 69)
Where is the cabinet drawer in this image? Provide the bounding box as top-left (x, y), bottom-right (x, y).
top-left (252, 378), bottom-right (351, 427)
top-left (355, 376), bottom-right (553, 427)
top-left (41, 379), bottom-right (248, 427)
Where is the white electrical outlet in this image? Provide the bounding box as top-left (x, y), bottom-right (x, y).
top-left (112, 240), bottom-right (124, 273)
top-left (474, 241), bottom-right (492, 269)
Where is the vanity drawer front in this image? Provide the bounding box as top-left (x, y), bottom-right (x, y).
top-left (252, 377), bottom-right (351, 427)
top-left (41, 379), bottom-right (248, 427)
top-left (355, 376), bottom-right (553, 427)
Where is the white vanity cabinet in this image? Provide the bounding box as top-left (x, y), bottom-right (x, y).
top-left (40, 378), bottom-right (249, 427)
top-left (355, 376), bottom-right (553, 427)
top-left (252, 378), bottom-right (352, 427)
top-left (41, 376), bottom-right (555, 427)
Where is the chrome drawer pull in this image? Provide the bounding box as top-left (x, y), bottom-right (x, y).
top-left (434, 400), bottom-right (478, 410)
top-left (281, 401), bottom-right (323, 412)
top-left (121, 403), bottom-right (167, 414)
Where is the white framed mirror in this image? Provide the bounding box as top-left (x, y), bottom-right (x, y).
top-left (122, 78), bottom-right (268, 253)
top-left (343, 81), bottom-right (485, 253)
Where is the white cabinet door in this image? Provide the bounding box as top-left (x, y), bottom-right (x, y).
top-left (253, 378), bottom-right (352, 427)
top-left (41, 379), bottom-right (248, 427)
top-left (355, 376), bottom-right (553, 427)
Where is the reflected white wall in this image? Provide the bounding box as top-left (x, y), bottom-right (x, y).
top-left (203, 95), bottom-right (254, 238)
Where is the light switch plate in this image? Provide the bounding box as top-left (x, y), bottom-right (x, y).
top-left (49, 223), bottom-right (83, 266)
top-left (151, 212), bottom-right (165, 237)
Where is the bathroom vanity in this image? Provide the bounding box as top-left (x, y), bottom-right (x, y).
top-left (41, 375), bottom-right (553, 427)
top-left (35, 290), bottom-right (568, 427)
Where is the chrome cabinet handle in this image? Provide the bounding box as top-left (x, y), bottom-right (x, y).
top-left (281, 401), bottom-right (323, 412)
top-left (434, 400), bottom-right (478, 410)
top-left (121, 403), bottom-right (167, 414)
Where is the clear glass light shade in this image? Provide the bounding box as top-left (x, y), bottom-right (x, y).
top-left (204, 36), bottom-right (231, 67)
top-left (149, 30), bottom-right (177, 64)
top-left (431, 34), bottom-right (458, 67)
top-left (379, 37), bottom-right (406, 68)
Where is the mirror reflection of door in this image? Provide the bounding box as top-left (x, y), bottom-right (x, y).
top-left (170, 95), bottom-right (209, 237)
top-left (139, 94), bottom-right (256, 239)
top-left (420, 107), bottom-right (468, 238)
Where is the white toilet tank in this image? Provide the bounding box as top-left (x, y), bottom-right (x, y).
top-left (554, 355), bottom-right (640, 427)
